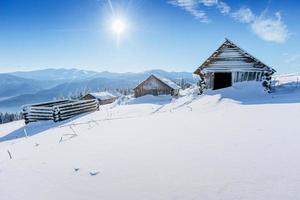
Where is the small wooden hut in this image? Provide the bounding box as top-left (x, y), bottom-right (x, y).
top-left (134, 75), bottom-right (180, 97)
top-left (81, 91), bottom-right (119, 105)
top-left (194, 38), bottom-right (276, 91)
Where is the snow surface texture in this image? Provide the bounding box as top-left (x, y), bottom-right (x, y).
top-left (0, 75), bottom-right (300, 200)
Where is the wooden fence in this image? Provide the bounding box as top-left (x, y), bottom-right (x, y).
top-left (22, 99), bottom-right (98, 124)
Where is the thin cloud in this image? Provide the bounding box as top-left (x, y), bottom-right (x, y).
top-left (232, 7), bottom-right (289, 43)
top-left (232, 7), bottom-right (255, 23)
top-left (217, 1), bottom-right (230, 14)
top-left (168, 0), bottom-right (289, 43)
top-left (250, 12), bottom-right (288, 43)
top-left (201, 0), bottom-right (218, 7)
top-left (168, 0), bottom-right (209, 22)
top-left (168, 0), bottom-right (230, 22)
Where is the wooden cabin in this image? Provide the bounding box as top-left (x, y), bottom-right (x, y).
top-left (81, 91), bottom-right (119, 105)
top-left (134, 75), bottom-right (180, 97)
top-left (194, 38), bottom-right (276, 91)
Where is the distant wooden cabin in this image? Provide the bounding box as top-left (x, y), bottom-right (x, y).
top-left (183, 82), bottom-right (193, 89)
top-left (194, 38), bottom-right (276, 90)
top-left (81, 91), bottom-right (119, 105)
top-left (134, 75), bottom-right (180, 97)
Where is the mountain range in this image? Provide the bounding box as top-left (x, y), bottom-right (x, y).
top-left (0, 68), bottom-right (197, 112)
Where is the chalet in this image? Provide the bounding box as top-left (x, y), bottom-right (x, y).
top-left (81, 91), bottom-right (120, 105)
top-left (194, 38), bottom-right (276, 92)
top-left (134, 74), bottom-right (180, 97)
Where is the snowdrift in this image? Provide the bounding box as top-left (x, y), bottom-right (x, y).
top-left (0, 75), bottom-right (300, 200)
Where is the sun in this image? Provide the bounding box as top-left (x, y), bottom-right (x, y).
top-left (111, 18), bottom-right (126, 35)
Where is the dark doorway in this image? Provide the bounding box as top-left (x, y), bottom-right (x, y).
top-left (213, 72), bottom-right (232, 90)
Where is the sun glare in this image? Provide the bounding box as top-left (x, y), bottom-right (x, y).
top-left (111, 18), bottom-right (126, 35)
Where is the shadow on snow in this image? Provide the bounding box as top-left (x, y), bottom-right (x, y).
top-left (127, 95), bottom-right (173, 105)
top-left (206, 82), bottom-right (300, 105)
top-left (0, 113), bottom-right (90, 143)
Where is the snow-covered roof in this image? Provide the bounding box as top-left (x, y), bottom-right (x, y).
top-left (89, 91), bottom-right (120, 101)
top-left (156, 76), bottom-right (181, 90)
top-left (134, 75), bottom-right (181, 90)
top-left (194, 38), bottom-right (276, 75)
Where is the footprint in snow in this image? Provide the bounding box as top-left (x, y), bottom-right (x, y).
top-left (89, 171), bottom-right (100, 176)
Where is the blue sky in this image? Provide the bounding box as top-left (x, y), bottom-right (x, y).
top-left (0, 0), bottom-right (299, 74)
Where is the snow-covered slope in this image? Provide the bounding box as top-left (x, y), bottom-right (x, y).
top-left (0, 75), bottom-right (300, 200)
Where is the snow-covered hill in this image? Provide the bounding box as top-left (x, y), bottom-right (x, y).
top-left (0, 75), bottom-right (300, 200)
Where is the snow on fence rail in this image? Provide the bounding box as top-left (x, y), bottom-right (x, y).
top-left (22, 99), bottom-right (99, 124)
